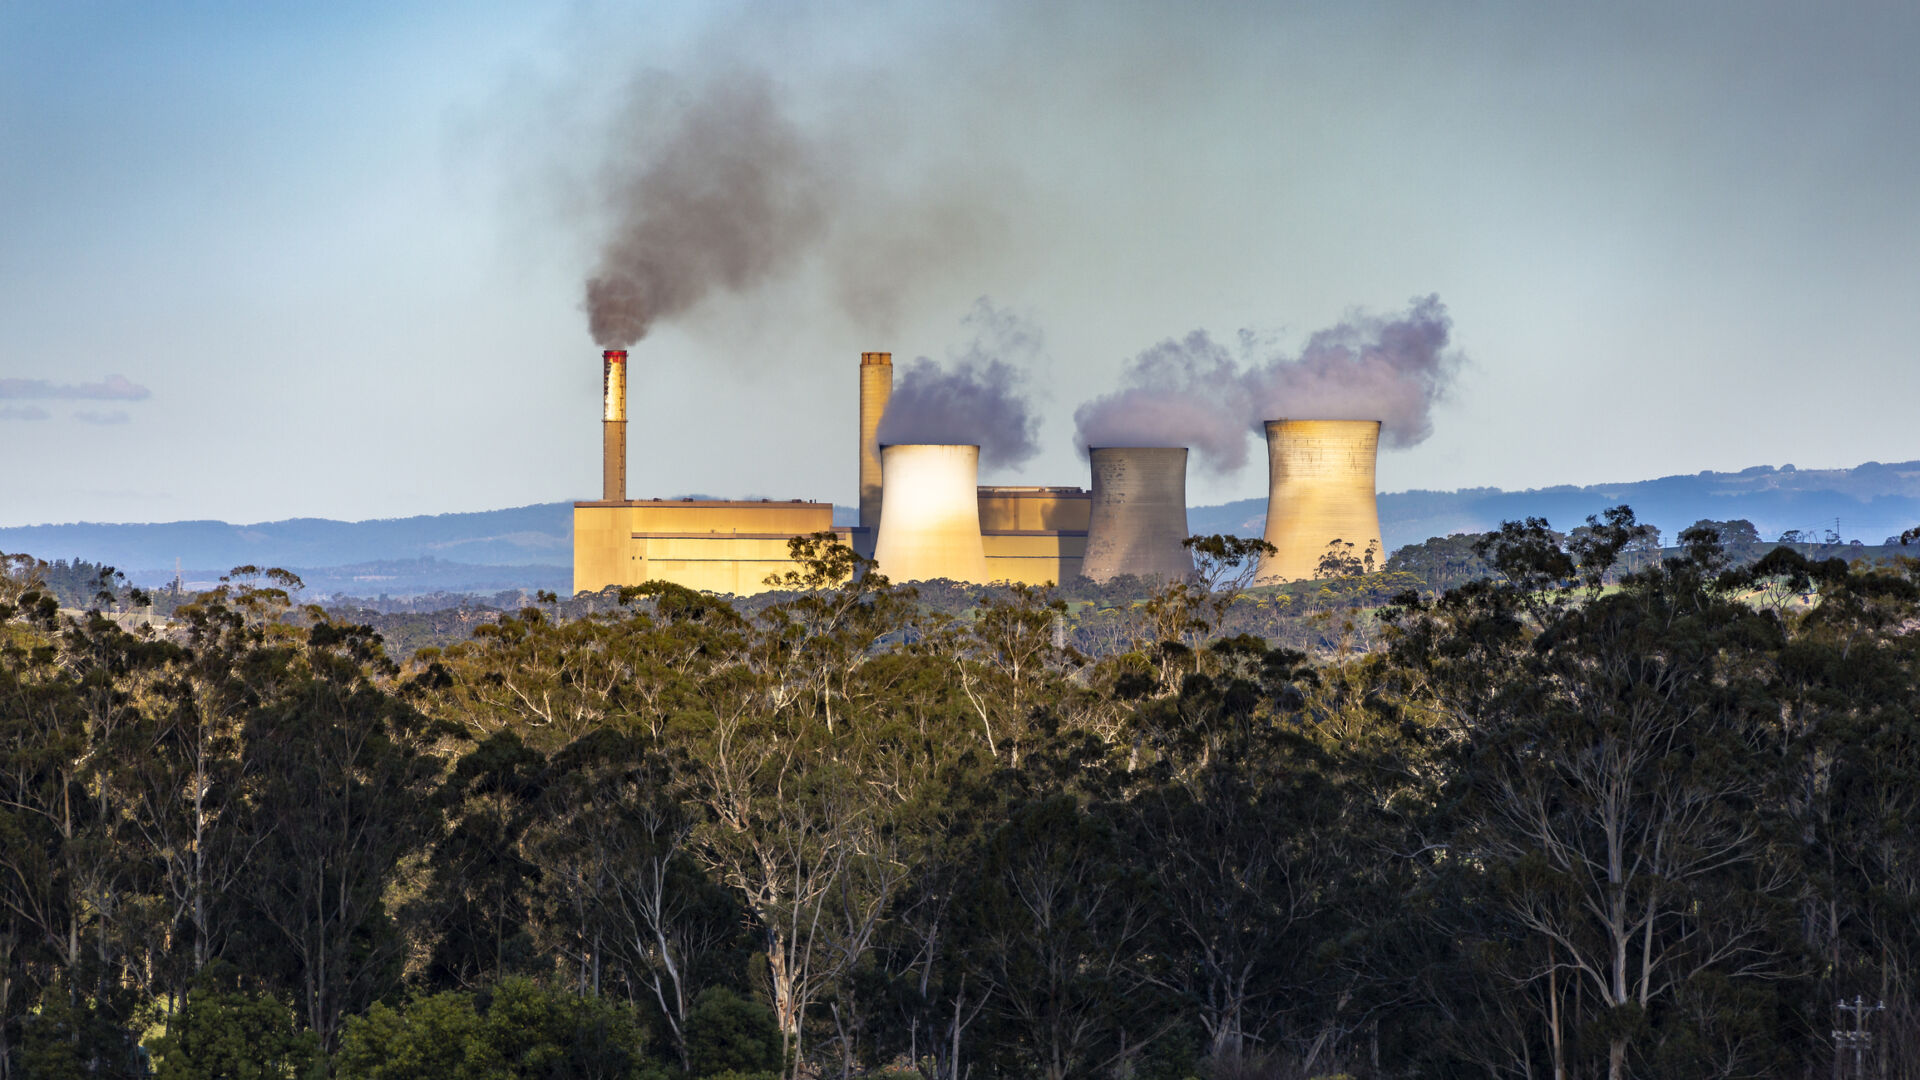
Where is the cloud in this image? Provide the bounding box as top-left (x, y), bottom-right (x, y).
top-left (0, 405), bottom-right (50, 421)
top-left (0, 374), bottom-right (152, 401)
top-left (73, 410), bottom-right (131, 425)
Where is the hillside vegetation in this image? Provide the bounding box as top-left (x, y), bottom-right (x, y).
top-left (5, 512), bottom-right (1920, 1079)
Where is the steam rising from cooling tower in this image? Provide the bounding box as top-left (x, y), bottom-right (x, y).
top-left (1074, 296), bottom-right (1457, 470)
top-left (1073, 333), bottom-right (1253, 473)
top-left (874, 299), bottom-right (1042, 470)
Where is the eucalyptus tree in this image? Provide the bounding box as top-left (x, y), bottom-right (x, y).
top-left (675, 535), bottom-right (926, 1076)
top-left (1394, 511), bottom-right (1801, 1079)
top-left (239, 615), bottom-right (448, 1053)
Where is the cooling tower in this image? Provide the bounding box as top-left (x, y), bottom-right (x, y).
top-left (602, 349), bottom-right (627, 503)
top-left (1081, 447), bottom-right (1192, 583)
top-left (1255, 419), bottom-right (1384, 584)
top-left (872, 444), bottom-right (990, 584)
top-left (859, 352), bottom-right (892, 529)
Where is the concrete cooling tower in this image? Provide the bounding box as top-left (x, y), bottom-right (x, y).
top-left (873, 444), bottom-right (991, 584)
top-left (1081, 447), bottom-right (1193, 583)
top-left (1255, 419), bottom-right (1384, 584)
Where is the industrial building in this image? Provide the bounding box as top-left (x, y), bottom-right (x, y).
top-left (573, 349), bottom-right (844, 596)
top-left (573, 347), bottom-right (1386, 595)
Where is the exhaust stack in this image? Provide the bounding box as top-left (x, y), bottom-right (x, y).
top-left (1255, 419), bottom-right (1383, 583)
top-left (859, 352), bottom-right (892, 528)
top-left (602, 349), bottom-right (627, 502)
top-left (873, 444), bottom-right (990, 584)
top-left (1082, 447), bottom-right (1192, 583)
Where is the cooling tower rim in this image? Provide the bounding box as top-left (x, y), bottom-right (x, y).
top-left (1261, 417), bottom-right (1383, 427)
top-left (1087, 444), bottom-right (1191, 452)
top-left (878, 442), bottom-right (981, 451)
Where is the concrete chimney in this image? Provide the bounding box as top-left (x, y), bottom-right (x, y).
top-left (1255, 419), bottom-right (1383, 584)
top-left (859, 352), bottom-right (892, 528)
top-left (602, 349), bottom-right (627, 503)
top-left (1082, 447), bottom-right (1193, 583)
top-left (873, 444), bottom-right (990, 584)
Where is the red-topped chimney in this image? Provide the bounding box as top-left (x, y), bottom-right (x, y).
top-left (602, 350), bottom-right (627, 502)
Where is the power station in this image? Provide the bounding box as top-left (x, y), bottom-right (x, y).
top-left (573, 351), bottom-right (1384, 595)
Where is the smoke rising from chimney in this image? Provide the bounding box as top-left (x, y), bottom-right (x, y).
top-left (1073, 295), bottom-right (1457, 470)
top-left (584, 75), bottom-right (829, 348)
top-left (875, 299), bottom-right (1043, 470)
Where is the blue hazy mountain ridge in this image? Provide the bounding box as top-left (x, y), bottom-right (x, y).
top-left (1190, 460), bottom-right (1920, 552)
top-left (0, 503), bottom-right (577, 582)
top-left (3, 461), bottom-right (1918, 596)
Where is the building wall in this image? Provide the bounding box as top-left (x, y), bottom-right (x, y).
top-left (981, 531), bottom-right (1087, 586)
top-left (573, 500), bottom-right (836, 596)
top-left (976, 487), bottom-right (1091, 532)
top-left (972, 487), bottom-right (1092, 586)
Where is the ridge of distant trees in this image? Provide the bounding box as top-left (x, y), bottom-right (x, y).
top-left (3, 512), bottom-right (1920, 1079)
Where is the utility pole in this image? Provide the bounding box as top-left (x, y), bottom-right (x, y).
top-left (1833, 995), bottom-right (1884, 1079)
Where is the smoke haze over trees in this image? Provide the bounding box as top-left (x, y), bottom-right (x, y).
top-left (874, 299), bottom-right (1044, 469)
top-left (1074, 295), bottom-right (1460, 470)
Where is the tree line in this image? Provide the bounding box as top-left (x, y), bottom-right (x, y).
top-left (2, 513), bottom-right (1919, 1080)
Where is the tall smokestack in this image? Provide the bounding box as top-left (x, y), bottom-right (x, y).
top-left (873, 444), bottom-right (990, 584)
top-left (1082, 447), bottom-right (1192, 583)
top-left (859, 352), bottom-right (892, 528)
top-left (1255, 420), bottom-right (1383, 584)
top-left (603, 349), bottom-right (627, 502)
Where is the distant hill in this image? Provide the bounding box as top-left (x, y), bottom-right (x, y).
top-left (6, 459), bottom-right (1918, 597)
top-left (0, 503), bottom-right (576, 577)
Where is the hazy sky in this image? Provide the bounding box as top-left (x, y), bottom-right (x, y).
top-left (4, 1), bottom-right (1917, 527)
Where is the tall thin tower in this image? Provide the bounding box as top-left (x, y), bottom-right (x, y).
top-left (602, 349), bottom-right (627, 502)
top-left (859, 352), bottom-right (892, 528)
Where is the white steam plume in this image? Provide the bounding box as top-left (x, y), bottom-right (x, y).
top-left (875, 299), bottom-right (1043, 470)
top-left (1074, 295), bottom-right (1458, 470)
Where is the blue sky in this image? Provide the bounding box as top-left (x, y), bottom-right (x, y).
top-left (3, 1), bottom-right (1918, 527)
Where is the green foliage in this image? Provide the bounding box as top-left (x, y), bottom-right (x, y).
top-left (151, 972), bottom-right (318, 1080)
top-left (9, 524), bottom-right (1920, 1079)
top-left (335, 979), bottom-right (656, 1080)
top-left (681, 988), bottom-right (782, 1077)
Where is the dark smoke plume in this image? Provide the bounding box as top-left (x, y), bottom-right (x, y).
top-left (875, 300), bottom-right (1043, 470)
top-left (584, 75), bottom-right (829, 348)
top-left (1074, 295), bottom-right (1457, 470)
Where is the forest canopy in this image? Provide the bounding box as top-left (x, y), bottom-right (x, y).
top-left (1, 512), bottom-right (1917, 1080)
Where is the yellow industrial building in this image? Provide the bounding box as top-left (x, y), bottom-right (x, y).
top-left (977, 486), bottom-right (1088, 586)
top-left (573, 497), bottom-right (842, 596)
